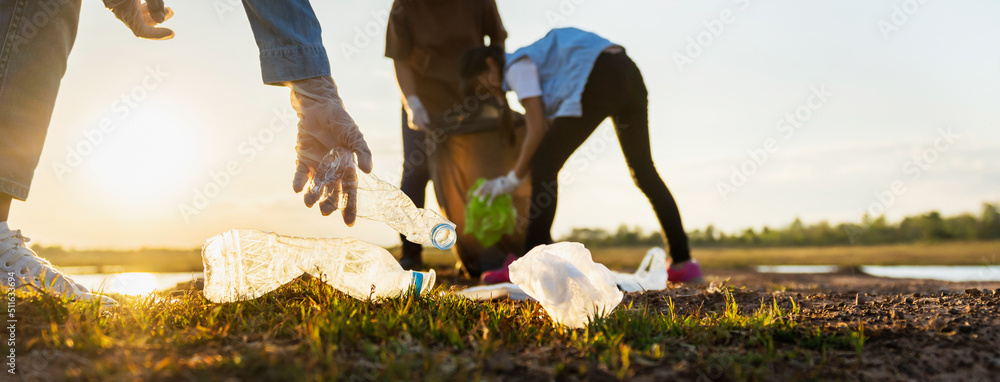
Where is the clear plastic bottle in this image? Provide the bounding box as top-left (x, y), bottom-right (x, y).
top-left (312, 147), bottom-right (457, 250)
top-left (613, 247), bottom-right (668, 292)
top-left (201, 229), bottom-right (436, 303)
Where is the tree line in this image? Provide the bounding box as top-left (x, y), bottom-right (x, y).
top-left (560, 202), bottom-right (1000, 248)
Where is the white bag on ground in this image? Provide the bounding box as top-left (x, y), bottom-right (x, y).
top-left (613, 247), bottom-right (668, 292)
top-left (508, 242), bottom-right (623, 328)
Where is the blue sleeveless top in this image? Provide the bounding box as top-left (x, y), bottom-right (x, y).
top-left (504, 28), bottom-right (615, 120)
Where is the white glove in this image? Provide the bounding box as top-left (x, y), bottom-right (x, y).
top-left (474, 170), bottom-right (523, 205)
top-left (286, 76), bottom-right (373, 226)
top-left (104, 0), bottom-right (175, 40)
top-left (403, 95), bottom-right (431, 132)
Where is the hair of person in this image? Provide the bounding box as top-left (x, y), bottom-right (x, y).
top-left (459, 45), bottom-right (506, 80)
top-left (459, 45), bottom-right (516, 147)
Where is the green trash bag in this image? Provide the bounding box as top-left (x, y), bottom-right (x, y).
top-left (464, 178), bottom-right (518, 248)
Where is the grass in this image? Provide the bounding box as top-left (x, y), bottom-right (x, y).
top-left (12, 279), bottom-right (870, 381)
top-left (23, 241), bottom-right (995, 379)
top-left (41, 240), bottom-right (1000, 274)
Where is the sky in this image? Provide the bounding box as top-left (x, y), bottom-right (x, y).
top-left (12, 0), bottom-right (1000, 249)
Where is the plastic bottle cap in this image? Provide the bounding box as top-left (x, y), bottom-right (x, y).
top-left (410, 271), bottom-right (424, 295)
top-left (430, 223), bottom-right (457, 250)
top-left (409, 270), bottom-right (436, 295)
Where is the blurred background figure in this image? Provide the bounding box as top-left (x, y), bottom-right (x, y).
top-left (463, 28), bottom-right (703, 284)
top-left (386, 0), bottom-right (528, 275)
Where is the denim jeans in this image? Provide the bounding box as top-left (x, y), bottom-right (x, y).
top-left (0, 0), bottom-right (81, 201)
top-left (0, 0), bottom-right (332, 201)
top-left (240, 0), bottom-right (330, 85)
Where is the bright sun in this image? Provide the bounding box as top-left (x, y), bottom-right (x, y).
top-left (87, 107), bottom-right (201, 206)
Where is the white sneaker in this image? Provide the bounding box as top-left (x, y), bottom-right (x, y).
top-left (0, 229), bottom-right (117, 307)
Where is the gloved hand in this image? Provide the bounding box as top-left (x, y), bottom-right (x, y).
top-left (403, 95), bottom-right (431, 132)
top-left (474, 170), bottom-right (523, 205)
top-left (104, 0), bottom-right (175, 40)
top-left (286, 76), bottom-right (373, 226)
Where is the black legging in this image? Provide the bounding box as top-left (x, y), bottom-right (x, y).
top-left (524, 51), bottom-right (692, 263)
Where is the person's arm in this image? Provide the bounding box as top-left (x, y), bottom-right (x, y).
top-left (386, 0), bottom-right (413, 96)
top-left (241, 0), bottom-right (372, 225)
top-left (394, 60), bottom-right (418, 98)
top-left (394, 60), bottom-right (430, 131)
top-left (512, 96), bottom-right (545, 179)
top-left (384, 1), bottom-right (428, 131)
top-left (241, 0), bottom-right (330, 85)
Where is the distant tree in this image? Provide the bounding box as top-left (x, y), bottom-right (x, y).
top-left (613, 224), bottom-right (641, 246)
top-left (563, 227), bottom-right (609, 247)
top-left (559, 202), bottom-right (999, 248)
top-left (31, 244), bottom-right (66, 256)
top-left (705, 225), bottom-right (717, 243)
top-left (979, 203), bottom-right (1000, 240)
top-left (945, 214), bottom-right (978, 241)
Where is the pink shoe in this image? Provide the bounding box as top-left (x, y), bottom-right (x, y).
top-left (481, 254), bottom-right (518, 284)
top-left (668, 260), bottom-right (705, 284)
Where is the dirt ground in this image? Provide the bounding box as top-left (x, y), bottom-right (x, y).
top-left (353, 267), bottom-right (1000, 380)
top-left (644, 268), bottom-right (1000, 381)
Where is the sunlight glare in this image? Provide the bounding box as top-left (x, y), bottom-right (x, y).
top-left (87, 107), bottom-right (201, 206)
top-left (104, 272), bottom-right (158, 296)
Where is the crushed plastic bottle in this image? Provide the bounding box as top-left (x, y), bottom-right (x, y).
top-left (613, 247), bottom-right (668, 292)
top-left (508, 242), bottom-right (623, 328)
top-left (312, 147), bottom-right (457, 250)
top-left (201, 229), bottom-right (436, 303)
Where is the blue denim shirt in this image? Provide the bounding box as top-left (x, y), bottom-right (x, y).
top-left (241, 0), bottom-right (330, 85)
top-left (504, 28), bottom-right (614, 120)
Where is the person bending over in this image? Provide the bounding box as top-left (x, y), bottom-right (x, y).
top-left (459, 28), bottom-right (703, 284)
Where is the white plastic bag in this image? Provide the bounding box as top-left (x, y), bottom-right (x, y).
top-left (613, 247), bottom-right (668, 292)
top-left (508, 242), bottom-right (623, 328)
